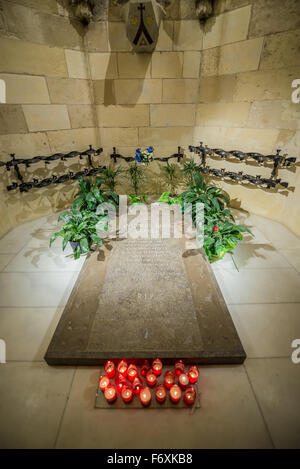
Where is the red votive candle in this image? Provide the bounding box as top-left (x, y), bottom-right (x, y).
top-left (170, 384), bottom-right (182, 403)
top-left (116, 373), bottom-right (127, 393)
top-left (155, 384), bottom-right (167, 403)
top-left (121, 385), bottom-right (133, 403)
top-left (98, 375), bottom-right (110, 392)
top-left (178, 373), bottom-right (189, 390)
top-left (140, 387), bottom-right (152, 406)
top-left (184, 386), bottom-right (196, 406)
top-left (104, 360), bottom-right (115, 379)
top-left (188, 366), bottom-right (199, 384)
top-left (127, 364), bottom-right (138, 382)
top-left (146, 369), bottom-right (157, 387)
top-left (152, 358), bottom-right (163, 376)
top-left (164, 370), bottom-right (175, 389)
top-left (140, 360), bottom-right (151, 377)
top-left (175, 359), bottom-right (185, 376)
top-left (117, 359), bottom-right (128, 377)
top-left (132, 377), bottom-right (143, 396)
top-left (104, 385), bottom-right (117, 403)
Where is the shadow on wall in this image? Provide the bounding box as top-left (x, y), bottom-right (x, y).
top-left (102, 3), bottom-right (181, 106)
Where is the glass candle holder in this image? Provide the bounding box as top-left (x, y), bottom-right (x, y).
top-left (152, 358), bottom-right (163, 376)
top-left (140, 387), bottom-right (151, 406)
top-left (155, 384), bottom-right (167, 403)
top-left (98, 374), bottom-right (110, 392)
top-left (127, 364), bottom-right (138, 382)
top-left (146, 369), bottom-right (157, 387)
top-left (178, 373), bottom-right (189, 390)
top-left (188, 366), bottom-right (199, 384)
top-left (121, 385), bottom-right (133, 403)
top-left (117, 359), bottom-right (128, 377)
top-left (104, 360), bottom-right (115, 379)
top-left (169, 384), bottom-right (182, 403)
top-left (164, 370), bottom-right (175, 389)
top-left (132, 377), bottom-right (143, 396)
top-left (184, 386), bottom-right (196, 406)
top-left (116, 373), bottom-right (127, 393)
top-left (175, 359), bottom-right (185, 376)
top-left (104, 385), bottom-right (117, 403)
top-left (140, 360), bottom-right (151, 377)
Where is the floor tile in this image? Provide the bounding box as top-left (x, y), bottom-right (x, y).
top-left (4, 247), bottom-right (85, 273)
top-left (210, 253), bottom-right (236, 270)
top-left (0, 272), bottom-right (79, 307)
top-left (241, 227), bottom-right (271, 245)
top-left (232, 244), bottom-right (291, 269)
top-left (0, 363), bottom-right (74, 449)
top-left (0, 218), bottom-right (47, 254)
top-left (26, 228), bottom-right (58, 248)
top-left (213, 268), bottom-right (300, 304)
top-left (0, 307), bottom-right (63, 361)
top-left (40, 212), bottom-right (64, 231)
top-left (245, 358), bottom-right (300, 448)
top-left (56, 366), bottom-right (272, 449)
top-left (279, 249), bottom-right (300, 273)
top-left (0, 254), bottom-right (14, 272)
top-left (229, 303), bottom-right (300, 358)
top-left (249, 215), bottom-right (300, 250)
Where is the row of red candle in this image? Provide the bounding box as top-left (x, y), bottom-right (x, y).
top-left (100, 359), bottom-right (199, 406)
top-left (100, 380), bottom-right (196, 406)
top-left (104, 359), bottom-right (199, 385)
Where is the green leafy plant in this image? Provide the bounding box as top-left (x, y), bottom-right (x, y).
top-left (162, 162), bottom-right (179, 196)
top-left (181, 172), bottom-right (231, 221)
top-left (157, 192), bottom-right (183, 205)
top-left (72, 176), bottom-right (119, 212)
top-left (49, 209), bottom-right (108, 259)
top-left (126, 162), bottom-right (145, 195)
top-left (128, 194), bottom-right (148, 205)
top-left (203, 220), bottom-right (251, 262)
top-left (101, 164), bottom-right (123, 192)
top-left (182, 160), bottom-right (201, 185)
top-left (180, 172), bottom-right (252, 262)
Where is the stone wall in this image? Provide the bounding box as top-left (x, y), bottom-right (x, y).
top-left (196, 0), bottom-right (300, 235)
top-left (0, 0), bottom-right (300, 238)
top-left (0, 0), bottom-right (99, 237)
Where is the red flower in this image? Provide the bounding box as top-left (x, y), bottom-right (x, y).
top-left (213, 226), bottom-right (219, 232)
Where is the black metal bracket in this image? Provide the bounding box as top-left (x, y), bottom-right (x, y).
top-left (110, 146), bottom-right (184, 164)
top-left (189, 142), bottom-right (297, 189)
top-left (3, 145), bottom-right (103, 193)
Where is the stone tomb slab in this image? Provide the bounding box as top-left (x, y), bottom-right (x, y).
top-left (45, 236), bottom-right (246, 365)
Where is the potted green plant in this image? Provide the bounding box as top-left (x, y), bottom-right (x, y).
top-left (182, 160), bottom-right (201, 185)
top-left (162, 161), bottom-right (179, 197)
top-left (101, 164), bottom-right (123, 192)
top-left (49, 209), bottom-right (108, 259)
top-left (72, 176), bottom-right (119, 212)
top-left (157, 192), bottom-right (183, 205)
top-left (180, 172), bottom-right (252, 262)
top-left (126, 162), bottom-right (147, 204)
top-left (203, 219), bottom-right (251, 262)
top-left (128, 194), bottom-right (148, 205)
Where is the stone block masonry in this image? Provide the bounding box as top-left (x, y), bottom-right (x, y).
top-left (0, 0), bottom-right (300, 237)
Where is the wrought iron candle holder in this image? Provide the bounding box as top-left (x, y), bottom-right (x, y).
top-left (189, 142), bottom-right (297, 190)
top-left (1, 145), bottom-right (104, 193)
top-left (110, 147), bottom-right (184, 163)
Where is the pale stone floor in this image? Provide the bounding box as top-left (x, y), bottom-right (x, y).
top-left (0, 209), bottom-right (300, 449)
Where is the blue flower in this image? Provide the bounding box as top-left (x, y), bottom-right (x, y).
top-left (135, 148), bottom-right (142, 162)
top-left (147, 146), bottom-right (153, 153)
